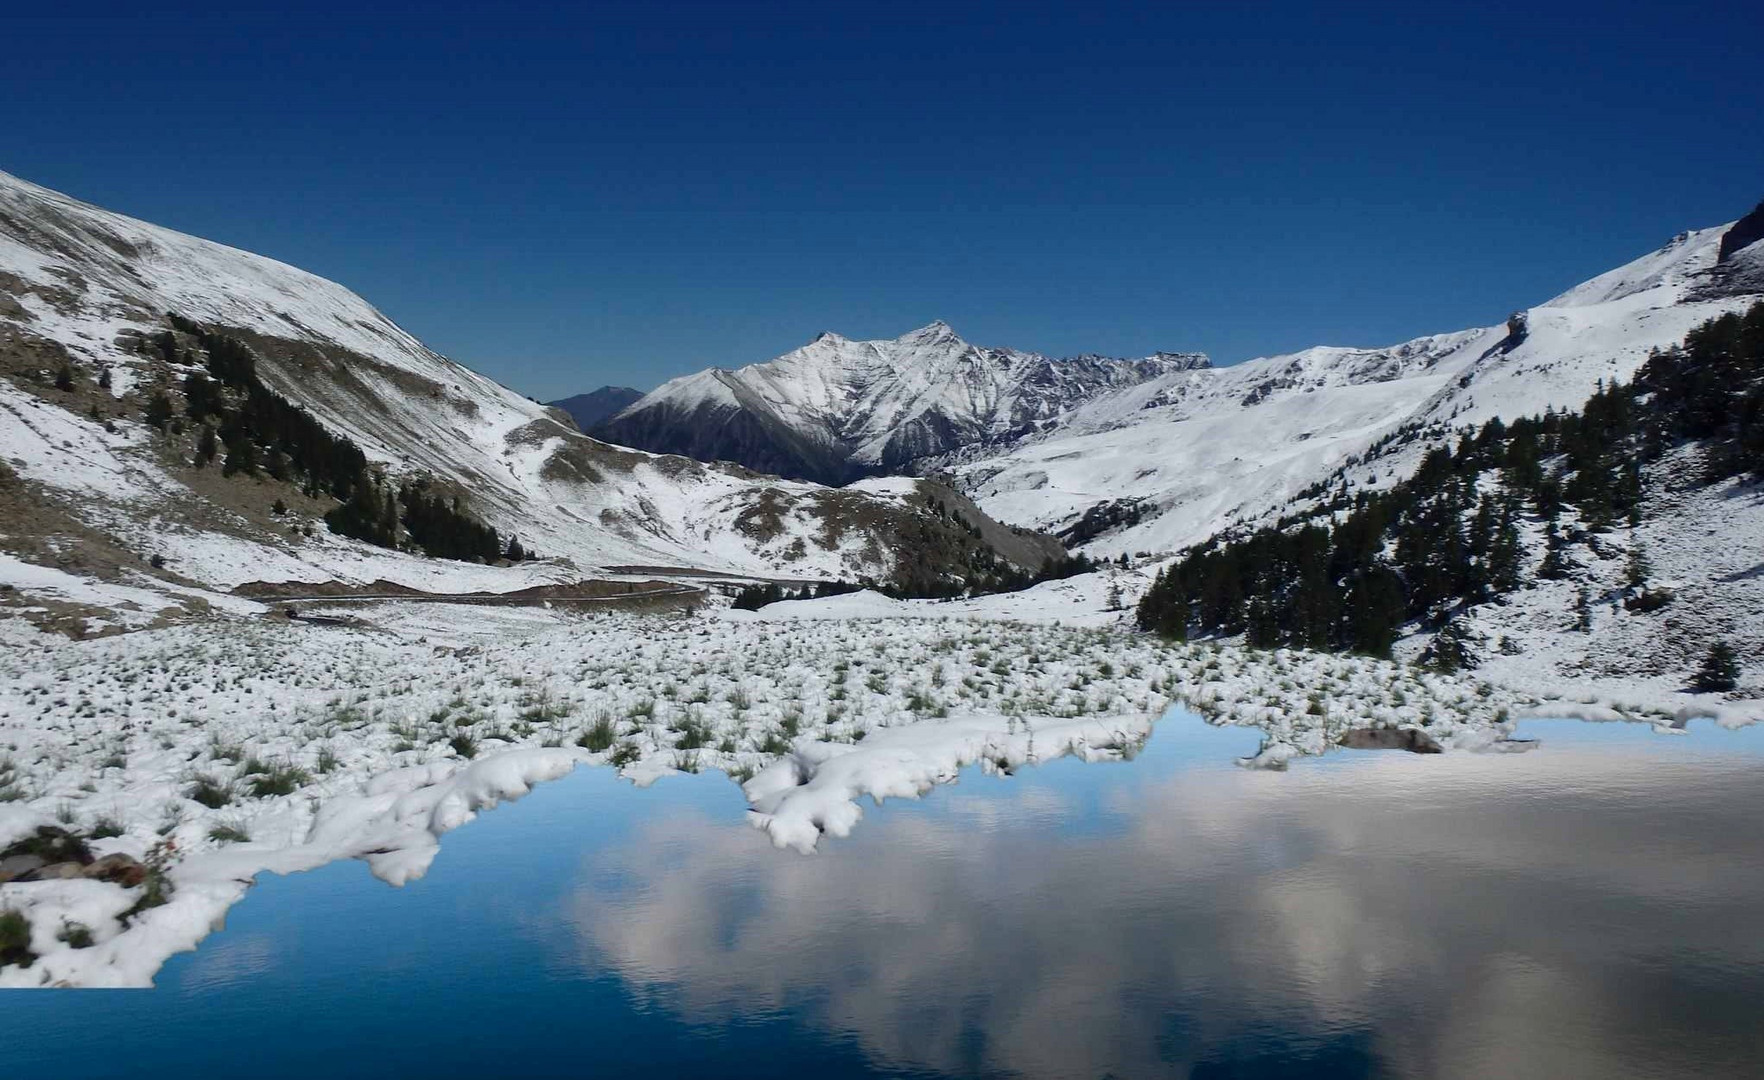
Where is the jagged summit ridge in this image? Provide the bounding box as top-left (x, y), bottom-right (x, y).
top-left (596, 321), bottom-right (1209, 484)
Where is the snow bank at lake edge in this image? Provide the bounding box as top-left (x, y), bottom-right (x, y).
top-left (0, 602), bottom-right (1624, 987)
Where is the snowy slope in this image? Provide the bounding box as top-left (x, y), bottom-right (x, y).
top-left (946, 222), bottom-right (1764, 557)
top-left (0, 170), bottom-right (1042, 597)
top-left (595, 320), bottom-right (1208, 484)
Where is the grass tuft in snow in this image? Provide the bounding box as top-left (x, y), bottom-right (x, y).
top-left (576, 714), bottom-right (616, 753)
top-left (246, 763), bottom-right (308, 798)
top-left (188, 776), bottom-right (232, 809)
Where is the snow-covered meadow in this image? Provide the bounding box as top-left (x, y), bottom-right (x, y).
top-left (0, 598), bottom-right (1542, 986)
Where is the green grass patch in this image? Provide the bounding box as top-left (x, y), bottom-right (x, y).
top-left (577, 715), bottom-right (616, 753)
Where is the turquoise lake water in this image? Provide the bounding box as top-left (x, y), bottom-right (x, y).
top-left (7, 712), bottom-right (1764, 1079)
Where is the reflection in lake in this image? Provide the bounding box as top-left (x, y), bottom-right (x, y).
top-left (10, 714), bottom-right (1764, 1079)
top-left (562, 718), bottom-right (1764, 1079)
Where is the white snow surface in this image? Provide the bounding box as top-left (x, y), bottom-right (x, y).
top-left (1, 602), bottom-right (1543, 987)
top-left (0, 170), bottom-right (973, 589)
top-left (617, 319), bottom-right (1210, 467)
top-left (944, 223), bottom-right (1763, 557)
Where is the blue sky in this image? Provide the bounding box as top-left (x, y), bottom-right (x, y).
top-left (6, 2), bottom-right (1761, 398)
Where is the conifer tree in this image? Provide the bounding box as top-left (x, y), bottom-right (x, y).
top-left (1345, 567), bottom-right (1404, 656)
top-left (1425, 620), bottom-right (1474, 673)
top-left (1692, 642), bottom-right (1740, 692)
top-left (1624, 539), bottom-right (1651, 589)
top-left (183, 372), bottom-right (220, 421)
top-left (1538, 517), bottom-right (1570, 579)
top-left (144, 390), bottom-right (173, 432)
top-left (1487, 499), bottom-right (1524, 593)
top-left (195, 424), bottom-right (218, 467)
top-left (221, 431), bottom-right (259, 477)
top-left (379, 483), bottom-right (400, 545)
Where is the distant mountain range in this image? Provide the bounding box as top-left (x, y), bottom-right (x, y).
top-left (589, 322), bottom-right (1208, 485)
top-left (567, 209), bottom-right (1764, 562)
top-left (0, 170), bottom-right (1060, 601)
top-left (547, 386), bottom-right (642, 431)
top-left (2, 161), bottom-right (1760, 673)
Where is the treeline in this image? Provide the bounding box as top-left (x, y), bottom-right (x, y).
top-left (1137, 300), bottom-right (1764, 656)
top-left (152, 314), bottom-right (369, 498)
top-left (145, 314), bottom-right (514, 563)
top-left (1059, 498), bottom-right (1148, 546)
top-left (325, 475), bottom-right (516, 562)
top-left (731, 580), bottom-right (865, 610)
top-left (893, 547), bottom-right (1102, 601)
top-left (730, 550), bottom-right (1105, 611)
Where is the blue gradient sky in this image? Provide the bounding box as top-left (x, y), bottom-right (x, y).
top-left (6, 2), bottom-right (1761, 398)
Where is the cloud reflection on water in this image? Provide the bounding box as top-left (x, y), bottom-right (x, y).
top-left (562, 737), bottom-right (1764, 1079)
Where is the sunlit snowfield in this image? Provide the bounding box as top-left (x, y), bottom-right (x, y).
top-left (8, 713), bottom-right (1764, 1079)
top-left (2, 602), bottom-right (1536, 986)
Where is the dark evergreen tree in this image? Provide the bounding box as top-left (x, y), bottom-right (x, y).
top-left (183, 373), bottom-right (220, 421)
top-left (325, 471), bottom-right (395, 547)
top-left (1486, 498), bottom-right (1524, 592)
top-left (54, 364), bottom-right (75, 391)
top-left (1692, 642), bottom-right (1740, 693)
top-left (1624, 540), bottom-right (1651, 589)
top-left (144, 390), bottom-right (173, 432)
top-left (732, 583), bottom-right (787, 610)
top-left (396, 482), bottom-right (502, 562)
top-left (1423, 620), bottom-right (1474, 673)
top-left (195, 424), bottom-right (218, 467)
top-left (221, 428), bottom-right (259, 477)
top-left (1538, 517), bottom-right (1571, 579)
top-left (1344, 567), bottom-right (1405, 656)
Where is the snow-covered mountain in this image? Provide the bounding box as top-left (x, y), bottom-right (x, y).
top-left (938, 213), bottom-right (1764, 557)
top-left (593, 321), bottom-right (1209, 484)
top-left (547, 385), bottom-right (643, 431)
top-left (0, 170), bottom-right (1055, 608)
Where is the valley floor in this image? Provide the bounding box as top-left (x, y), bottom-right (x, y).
top-left (0, 582), bottom-right (1755, 987)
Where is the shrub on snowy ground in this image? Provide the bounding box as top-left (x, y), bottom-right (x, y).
top-left (57, 922), bottom-right (94, 950)
top-left (0, 909), bottom-right (31, 968)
